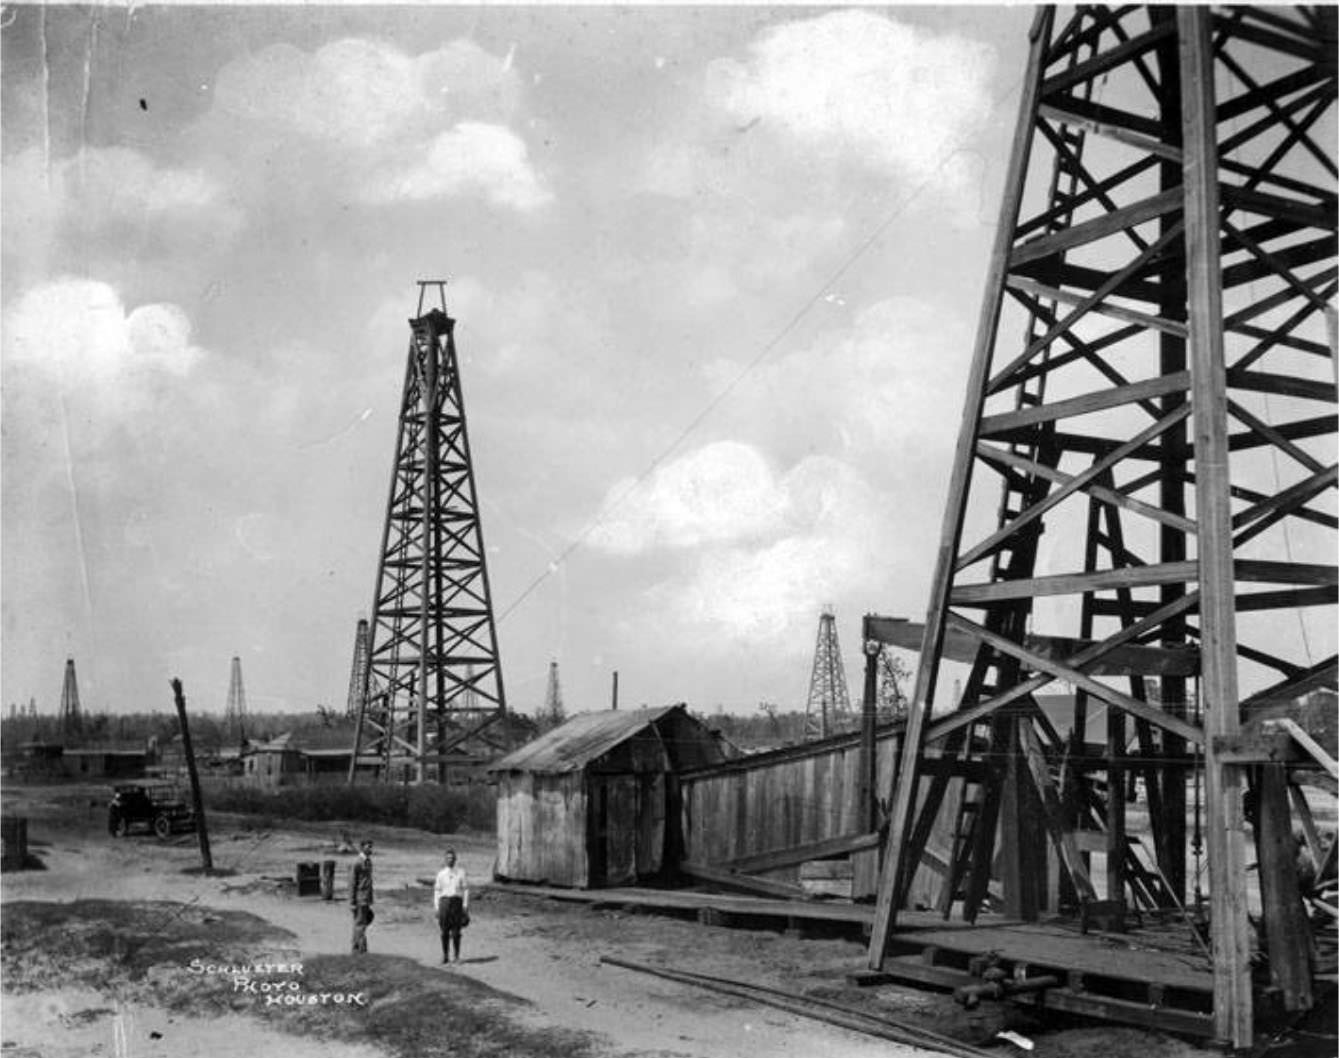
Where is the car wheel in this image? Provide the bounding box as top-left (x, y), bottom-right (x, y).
top-left (153, 814), bottom-right (172, 840)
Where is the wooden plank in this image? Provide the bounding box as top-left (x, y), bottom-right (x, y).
top-left (1006, 275), bottom-right (1190, 338)
top-left (979, 370), bottom-right (1190, 436)
top-left (679, 861), bottom-right (812, 901)
top-left (1038, 100), bottom-right (1179, 157)
top-left (1269, 718), bottom-right (1339, 780)
top-left (1255, 764), bottom-right (1315, 1010)
top-left (967, 411), bottom-right (1197, 564)
top-left (944, 612), bottom-right (1203, 745)
top-left (951, 560), bottom-right (1199, 604)
top-left (1180, 9), bottom-right (1254, 1045)
top-left (1010, 188), bottom-right (1182, 268)
top-left (926, 593), bottom-right (1201, 743)
top-left (1210, 731), bottom-right (1300, 766)
top-left (492, 881), bottom-right (876, 924)
top-left (1018, 720), bottom-right (1099, 902)
top-left (1042, 20), bottom-right (1175, 96)
top-left (1235, 559), bottom-right (1338, 586)
top-left (723, 831), bottom-right (882, 874)
top-left (868, 615), bottom-right (1197, 677)
top-left (868, 7), bottom-right (1056, 971)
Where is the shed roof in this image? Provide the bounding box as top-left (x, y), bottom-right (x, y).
top-left (487, 705), bottom-right (684, 775)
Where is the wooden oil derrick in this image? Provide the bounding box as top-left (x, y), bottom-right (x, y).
top-left (58, 658), bottom-right (82, 742)
top-left (542, 660), bottom-right (565, 727)
top-left (349, 281), bottom-right (508, 783)
top-left (224, 656), bottom-right (247, 743)
top-left (344, 617), bottom-right (372, 719)
top-left (804, 608), bottom-right (853, 740)
top-left (867, 7), bottom-right (1336, 1048)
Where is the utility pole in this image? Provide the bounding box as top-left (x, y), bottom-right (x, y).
top-left (170, 678), bottom-right (212, 874)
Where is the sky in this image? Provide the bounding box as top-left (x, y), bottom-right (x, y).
top-left (4, 3), bottom-right (1089, 719)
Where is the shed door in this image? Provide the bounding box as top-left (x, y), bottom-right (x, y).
top-left (593, 775), bottom-right (638, 887)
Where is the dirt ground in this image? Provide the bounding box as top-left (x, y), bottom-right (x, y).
top-left (0, 783), bottom-right (1247, 1058)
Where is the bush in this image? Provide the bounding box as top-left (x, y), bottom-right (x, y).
top-left (208, 782), bottom-right (496, 835)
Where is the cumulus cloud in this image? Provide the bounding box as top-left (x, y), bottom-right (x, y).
top-left (633, 453), bottom-right (892, 647)
top-left (4, 278), bottom-right (206, 390)
top-left (362, 122), bottom-right (552, 210)
top-left (590, 441), bottom-right (790, 553)
top-left (2, 147), bottom-right (240, 283)
top-left (213, 38), bottom-right (519, 147)
top-left (706, 10), bottom-right (995, 186)
top-left (209, 37), bottom-right (547, 210)
top-left (703, 295), bottom-right (972, 475)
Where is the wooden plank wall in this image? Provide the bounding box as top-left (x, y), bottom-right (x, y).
top-left (495, 772), bottom-right (589, 887)
top-left (681, 732), bottom-right (904, 899)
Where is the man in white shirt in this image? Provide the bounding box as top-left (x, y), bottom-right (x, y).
top-left (433, 847), bottom-right (470, 964)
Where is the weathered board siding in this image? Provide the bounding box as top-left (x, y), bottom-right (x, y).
top-left (495, 772), bottom-right (589, 887)
top-left (681, 731), bottom-right (900, 897)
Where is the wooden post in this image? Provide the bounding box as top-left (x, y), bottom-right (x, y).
top-left (1255, 764), bottom-right (1313, 1011)
top-left (1179, 7), bottom-right (1252, 1046)
top-left (858, 622), bottom-right (879, 834)
top-left (170, 678), bottom-right (213, 874)
top-left (611, 670), bottom-right (619, 711)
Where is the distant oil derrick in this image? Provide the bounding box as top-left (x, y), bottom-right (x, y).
top-left (58, 658), bottom-right (82, 742)
top-left (224, 656), bottom-right (247, 743)
top-left (803, 608), bottom-right (852, 740)
top-left (345, 617), bottom-right (372, 719)
top-left (542, 660), bottom-right (565, 727)
top-left (349, 280), bottom-right (508, 783)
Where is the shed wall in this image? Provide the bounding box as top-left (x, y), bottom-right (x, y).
top-left (495, 772), bottom-right (588, 887)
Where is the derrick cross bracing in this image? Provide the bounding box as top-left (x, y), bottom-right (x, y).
top-left (866, 6), bottom-right (1336, 1048)
top-left (349, 281), bottom-right (508, 784)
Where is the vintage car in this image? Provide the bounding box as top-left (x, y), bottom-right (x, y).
top-left (107, 782), bottom-right (195, 839)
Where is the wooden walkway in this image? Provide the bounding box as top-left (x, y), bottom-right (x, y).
top-left (496, 881), bottom-right (1220, 1036)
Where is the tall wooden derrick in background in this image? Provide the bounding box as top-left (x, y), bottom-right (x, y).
top-left (350, 282), bottom-right (508, 783)
top-left (804, 608), bottom-right (853, 740)
top-left (224, 656), bottom-right (248, 743)
top-left (867, 6), bottom-right (1335, 1047)
top-left (58, 658), bottom-right (82, 742)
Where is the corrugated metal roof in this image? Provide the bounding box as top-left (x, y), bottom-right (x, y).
top-left (487, 705), bottom-right (683, 775)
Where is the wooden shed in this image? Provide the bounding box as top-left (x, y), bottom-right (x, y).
top-left (489, 705), bottom-right (728, 888)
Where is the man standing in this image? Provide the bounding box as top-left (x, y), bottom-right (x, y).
top-left (433, 847), bottom-right (469, 964)
top-left (350, 839), bottom-right (375, 954)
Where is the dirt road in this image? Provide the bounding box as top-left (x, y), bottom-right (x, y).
top-left (1, 784), bottom-right (1221, 1058)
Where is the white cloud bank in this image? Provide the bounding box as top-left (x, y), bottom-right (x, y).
top-left (211, 37), bottom-right (550, 211)
top-left (4, 278), bottom-right (206, 388)
top-left (363, 122), bottom-right (552, 211)
top-left (707, 9), bottom-right (996, 186)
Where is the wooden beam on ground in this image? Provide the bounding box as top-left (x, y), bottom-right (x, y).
top-left (723, 832), bottom-right (882, 875)
top-left (679, 862), bottom-right (812, 901)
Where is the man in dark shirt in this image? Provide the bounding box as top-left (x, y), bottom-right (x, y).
top-left (350, 839), bottom-right (374, 954)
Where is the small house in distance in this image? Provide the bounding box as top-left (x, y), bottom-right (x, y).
top-left (489, 705), bottom-right (729, 889)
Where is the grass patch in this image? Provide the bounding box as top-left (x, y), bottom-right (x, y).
top-left (207, 783), bottom-right (497, 835)
top-left (1, 899), bottom-right (600, 1058)
top-left (0, 899), bottom-right (297, 999)
top-left (267, 954), bottom-right (601, 1058)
